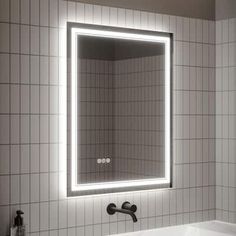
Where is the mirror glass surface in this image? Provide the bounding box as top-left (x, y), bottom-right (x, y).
top-left (77, 35), bottom-right (166, 185)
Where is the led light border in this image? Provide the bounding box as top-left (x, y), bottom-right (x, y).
top-left (71, 27), bottom-right (171, 192)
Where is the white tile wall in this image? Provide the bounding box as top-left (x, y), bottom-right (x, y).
top-left (215, 18), bottom-right (236, 224)
top-left (0, 0), bottom-right (216, 235)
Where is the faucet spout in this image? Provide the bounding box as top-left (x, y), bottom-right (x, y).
top-left (129, 212), bottom-right (137, 222)
top-left (107, 203), bottom-right (138, 223)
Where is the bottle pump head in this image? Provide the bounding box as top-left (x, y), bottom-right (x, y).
top-left (14, 210), bottom-right (24, 226)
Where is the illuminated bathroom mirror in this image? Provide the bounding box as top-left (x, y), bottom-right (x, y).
top-left (67, 23), bottom-right (173, 196)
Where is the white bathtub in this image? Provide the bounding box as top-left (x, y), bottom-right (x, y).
top-left (110, 221), bottom-right (236, 236)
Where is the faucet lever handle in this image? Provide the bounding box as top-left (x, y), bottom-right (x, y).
top-left (122, 201), bottom-right (137, 213)
top-left (107, 203), bottom-right (116, 215)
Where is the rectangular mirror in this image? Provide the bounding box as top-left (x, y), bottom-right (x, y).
top-left (67, 23), bottom-right (173, 196)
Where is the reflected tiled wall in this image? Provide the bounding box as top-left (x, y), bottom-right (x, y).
top-left (78, 59), bottom-right (114, 184)
top-left (215, 18), bottom-right (236, 223)
top-left (0, 0), bottom-right (216, 235)
top-left (78, 55), bottom-right (165, 183)
top-left (113, 56), bottom-right (165, 179)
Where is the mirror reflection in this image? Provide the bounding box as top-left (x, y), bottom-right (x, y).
top-left (77, 36), bottom-right (166, 184)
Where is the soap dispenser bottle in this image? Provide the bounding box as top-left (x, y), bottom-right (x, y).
top-left (11, 210), bottom-right (25, 236)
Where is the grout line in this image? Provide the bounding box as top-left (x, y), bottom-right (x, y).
top-left (65, 1), bottom-right (69, 235)
top-left (39, 0), bottom-right (41, 232)
top-left (201, 18), bottom-right (204, 221)
top-left (220, 20), bottom-right (223, 221)
top-left (227, 18), bottom-right (230, 222)
top-left (194, 18), bottom-right (197, 222)
top-left (9, 0), bottom-right (12, 226)
top-left (28, 0), bottom-right (32, 232)
top-left (47, 0), bottom-right (51, 234)
top-left (188, 17), bottom-right (191, 223)
top-left (19, 0), bottom-right (22, 213)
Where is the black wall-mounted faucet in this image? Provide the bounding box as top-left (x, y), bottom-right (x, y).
top-left (107, 201), bottom-right (137, 222)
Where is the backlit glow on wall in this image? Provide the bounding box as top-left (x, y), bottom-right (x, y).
top-left (70, 26), bottom-right (171, 193)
